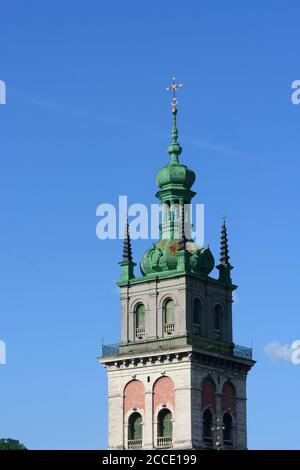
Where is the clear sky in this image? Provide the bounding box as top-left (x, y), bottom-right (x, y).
top-left (1, 0), bottom-right (300, 450)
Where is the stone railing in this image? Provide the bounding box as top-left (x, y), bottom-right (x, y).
top-left (156, 437), bottom-right (172, 449)
top-left (135, 328), bottom-right (145, 339)
top-left (223, 439), bottom-right (233, 448)
top-left (128, 439), bottom-right (142, 449)
top-left (102, 343), bottom-right (119, 356)
top-left (118, 335), bottom-right (188, 355)
top-left (203, 436), bottom-right (213, 448)
top-left (101, 336), bottom-right (253, 360)
top-left (164, 323), bottom-right (175, 334)
top-left (233, 344), bottom-right (252, 360)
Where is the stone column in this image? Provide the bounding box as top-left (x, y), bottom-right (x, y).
top-left (215, 390), bottom-right (223, 449)
top-left (176, 285), bottom-right (187, 335)
top-left (148, 292), bottom-right (158, 340)
top-left (143, 389), bottom-right (154, 449)
top-left (234, 378), bottom-right (247, 449)
top-left (107, 373), bottom-right (124, 449)
top-left (191, 367), bottom-right (202, 448)
top-left (173, 363), bottom-right (193, 449)
top-left (235, 395), bottom-right (247, 449)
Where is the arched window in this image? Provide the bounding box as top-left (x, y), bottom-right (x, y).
top-left (163, 299), bottom-right (175, 334)
top-left (128, 412), bottom-right (142, 449)
top-left (164, 201), bottom-right (171, 222)
top-left (173, 199), bottom-right (180, 222)
top-left (223, 412), bottom-right (233, 447)
top-left (157, 409), bottom-right (172, 448)
top-left (193, 298), bottom-right (202, 333)
top-left (213, 304), bottom-right (223, 338)
top-left (203, 409), bottom-right (213, 447)
top-left (135, 303), bottom-right (145, 339)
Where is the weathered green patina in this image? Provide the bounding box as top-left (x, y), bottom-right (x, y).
top-left (118, 106), bottom-right (233, 288)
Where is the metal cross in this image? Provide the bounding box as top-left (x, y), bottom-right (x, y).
top-left (166, 77), bottom-right (183, 112)
top-left (222, 214), bottom-right (227, 225)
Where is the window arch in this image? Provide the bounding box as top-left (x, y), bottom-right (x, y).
top-left (173, 199), bottom-right (180, 222)
top-left (201, 376), bottom-right (216, 413)
top-left (135, 303), bottom-right (145, 339)
top-left (153, 376), bottom-right (175, 414)
top-left (124, 380), bottom-right (145, 416)
top-left (157, 409), bottom-right (172, 448)
top-left (222, 381), bottom-right (236, 416)
top-left (193, 298), bottom-right (202, 333)
top-left (128, 412), bottom-right (142, 449)
top-left (164, 201), bottom-right (171, 222)
top-left (163, 298), bottom-right (175, 334)
top-left (202, 408), bottom-right (213, 447)
top-left (223, 412), bottom-right (233, 447)
top-left (213, 304), bottom-right (223, 338)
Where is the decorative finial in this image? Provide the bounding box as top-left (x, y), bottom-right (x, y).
top-left (220, 215), bottom-right (230, 266)
top-left (166, 77), bottom-right (183, 115)
top-left (119, 217), bottom-right (136, 282)
top-left (166, 77), bottom-right (183, 162)
top-left (216, 216), bottom-right (233, 285)
top-left (122, 218), bottom-right (133, 262)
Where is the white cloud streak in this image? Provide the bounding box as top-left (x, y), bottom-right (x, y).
top-left (264, 341), bottom-right (293, 363)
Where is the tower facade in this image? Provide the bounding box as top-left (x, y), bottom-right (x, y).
top-left (100, 87), bottom-right (255, 450)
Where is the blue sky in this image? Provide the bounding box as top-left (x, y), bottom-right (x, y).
top-left (1, 0), bottom-right (300, 449)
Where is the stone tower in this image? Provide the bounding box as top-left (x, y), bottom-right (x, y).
top-left (100, 82), bottom-right (255, 450)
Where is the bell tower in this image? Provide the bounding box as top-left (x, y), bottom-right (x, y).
top-left (100, 79), bottom-right (255, 450)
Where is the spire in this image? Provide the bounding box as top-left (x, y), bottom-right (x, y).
top-left (156, 77), bottom-right (196, 242)
top-left (216, 216), bottom-right (233, 285)
top-left (166, 77), bottom-right (183, 163)
top-left (122, 218), bottom-right (133, 262)
top-left (119, 218), bottom-right (136, 282)
top-left (220, 216), bottom-right (230, 265)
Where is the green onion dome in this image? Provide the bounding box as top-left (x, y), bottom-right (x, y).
top-left (156, 161), bottom-right (196, 190)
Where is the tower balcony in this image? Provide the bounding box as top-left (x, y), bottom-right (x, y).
top-left (156, 437), bottom-right (172, 449)
top-left (164, 322), bottom-right (175, 335)
top-left (101, 335), bottom-right (253, 361)
top-left (127, 439), bottom-right (142, 450)
top-left (135, 327), bottom-right (145, 339)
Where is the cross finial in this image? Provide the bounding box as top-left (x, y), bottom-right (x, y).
top-left (222, 214), bottom-right (227, 225)
top-left (166, 77), bottom-right (183, 114)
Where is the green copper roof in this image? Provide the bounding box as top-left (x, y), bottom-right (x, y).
top-left (140, 239), bottom-right (215, 277)
top-left (138, 103), bottom-right (215, 278)
top-left (118, 82), bottom-right (234, 286)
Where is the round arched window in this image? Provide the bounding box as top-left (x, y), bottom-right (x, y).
top-left (203, 408), bottom-right (213, 446)
top-left (128, 412), bottom-right (142, 448)
top-left (214, 304), bottom-right (223, 332)
top-left (163, 299), bottom-right (175, 334)
top-left (193, 298), bottom-right (202, 325)
top-left (135, 304), bottom-right (145, 339)
top-left (223, 412), bottom-right (233, 446)
top-left (135, 304), bottom-right (145, 329)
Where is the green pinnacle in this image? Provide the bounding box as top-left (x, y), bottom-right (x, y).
top-left (119, 219), bottom-right (136, 282)
top-left (167, 109), bottom-right (182, 163)
top-left (216, 218), bottom-right (233, 285)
